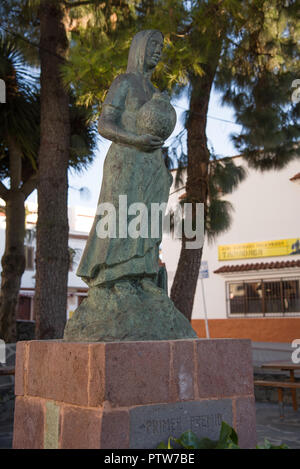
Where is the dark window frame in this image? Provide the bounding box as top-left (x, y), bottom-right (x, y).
top-left (226, 277), bottom-right (300, 317)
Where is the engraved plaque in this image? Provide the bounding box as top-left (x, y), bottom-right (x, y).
top-left (129, 399), bottom-right (233, 449)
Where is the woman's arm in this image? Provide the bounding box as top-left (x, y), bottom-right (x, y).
top-left (98, 104), bottom-right (139, 146)
top-left (98, 74), bottom-right (163, 151)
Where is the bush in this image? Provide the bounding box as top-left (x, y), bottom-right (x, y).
top-left (157, 421), bottom-right (289, 449)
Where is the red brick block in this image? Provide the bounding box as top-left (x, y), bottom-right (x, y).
top-left (13, 396), bottom-right (45, 449)
top-left (100, 410), bottom-right (130, 449)
top-left (196, 339), bottom-right (254, 398)
top-left (27, 341), bottom-right (89, 405)
top-left (235, 396), bottom-right (257, 449)
top-left (14, 341), bottom-right (29, 396)
top-left (89, 341), bottom-right (171, 407)
top-left (60, 405), bottom-right (101, 449)
top-left (171, 340), bottom-right (195, 402)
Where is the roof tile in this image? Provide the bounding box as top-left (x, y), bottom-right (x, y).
top-left (214, 259), bottom-right (300, 274)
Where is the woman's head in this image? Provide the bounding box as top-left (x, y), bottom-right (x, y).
top-left (126, 30), bottom-right (164, 74)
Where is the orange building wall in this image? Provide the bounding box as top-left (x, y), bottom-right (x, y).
top-left (192, 317), bottom-right (300, 343)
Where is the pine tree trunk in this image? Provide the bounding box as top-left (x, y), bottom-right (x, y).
top-left (170, 63), bottom-right (218, 322)
top-left (35, 1), bottom-right (70, 339)
top-left (0, 192), bottom-right (26, 343)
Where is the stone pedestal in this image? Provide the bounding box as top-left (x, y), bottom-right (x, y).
top-left (13, 338), bottom-right (257, 449)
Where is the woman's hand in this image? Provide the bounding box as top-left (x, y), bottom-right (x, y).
top-left (135, 134), bottom-right (163, 152)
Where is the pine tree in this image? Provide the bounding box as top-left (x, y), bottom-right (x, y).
top-left (215, 0), bottom-right (300, 171)
top-left (3, 0), bottom-right (298, 327)
top-left (152, 0), bottom-right (299, 321)
top-left (0, 31), bottom-right (96, 343)
top-left (36, 0), bottom-right (141, 339)
top-left (61, 1), bottom-right (299, 322)
top-left (0, 0), bottom-right (139, 339)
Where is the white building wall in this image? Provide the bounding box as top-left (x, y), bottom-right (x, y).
top-left (0, 202), bottom-right (93, 319)
top-left (161, 157), bottom-right (300, 320)
top-left (68, 236), bottom-right (88, 289)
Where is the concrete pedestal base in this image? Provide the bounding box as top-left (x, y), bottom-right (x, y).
top-left (13, 339), bottom-right (257, 449)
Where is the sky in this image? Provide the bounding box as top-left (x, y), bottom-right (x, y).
top-left (27, 86), bottom-right (243, 211)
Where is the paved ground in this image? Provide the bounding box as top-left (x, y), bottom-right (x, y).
top-left (0, 424), bottom-right (13, 450)
top-left (256, 402), bottom-right (300, 449)
top-left (1, 401), bottom-right (299, 449)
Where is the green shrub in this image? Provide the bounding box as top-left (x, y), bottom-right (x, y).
top-left (157, 421), bottom-right (289, 449)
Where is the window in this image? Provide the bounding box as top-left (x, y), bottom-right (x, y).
top-left (227, 278), bottom-right (300, 316)
top-left (25, 246), bottom-right (34, 270)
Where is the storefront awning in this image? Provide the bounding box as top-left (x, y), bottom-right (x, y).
top-left (214, 260), bottom-right (300, 274)
top-left (19, 290), bottom-right (35, 297)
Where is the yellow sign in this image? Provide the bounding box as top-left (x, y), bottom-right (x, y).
top-left (218, 238), bottom-right (300, 261)
top-left (68, 310), bottom-right (75, 319)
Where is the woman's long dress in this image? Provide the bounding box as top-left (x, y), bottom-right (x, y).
top-left (76, 72), bottom-right (173, 287)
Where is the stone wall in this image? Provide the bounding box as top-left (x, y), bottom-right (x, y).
top-left (13, 339), bottom-right (257, 449)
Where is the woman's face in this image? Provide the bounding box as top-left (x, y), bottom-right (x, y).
top-left (145, 33), bottom-right (163, 70)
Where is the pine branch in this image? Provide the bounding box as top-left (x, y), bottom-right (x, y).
top-left (64, 1), bottom-right (96, 7)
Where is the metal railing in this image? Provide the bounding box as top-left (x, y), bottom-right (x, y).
top-left (226, 277), bottom-right (300, 317)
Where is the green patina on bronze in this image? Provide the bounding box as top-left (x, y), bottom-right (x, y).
top-left (63, 30), bottom-right (197, 342)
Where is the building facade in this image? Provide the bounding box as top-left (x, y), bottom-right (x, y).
top-left (0, 202), bottom-right (93, 322)
top-left (162, 157), bottom-right (300, 342)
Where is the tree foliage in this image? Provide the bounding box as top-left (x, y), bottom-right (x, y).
top-left (42, 0), bottom-right (300, 321)
top-left (215, 0), bottom-right (300, 170)
top-left (1, 0), bottom-right (298, 324)
top-left (0, 29), bottom-right (97, 341)
top-left (0, 34), bottom-right (39, 172)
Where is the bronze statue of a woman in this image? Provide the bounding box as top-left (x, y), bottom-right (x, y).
top-left (64, 30), bottom-right (197, 341)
